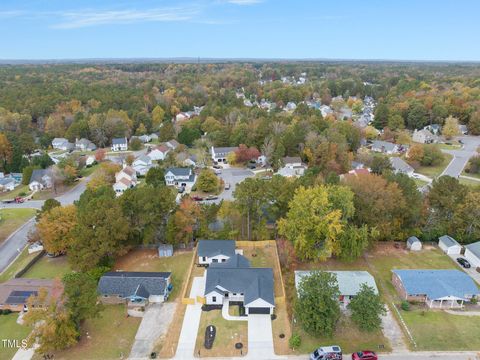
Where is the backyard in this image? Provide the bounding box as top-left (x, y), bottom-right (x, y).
top-left (194, 309), bottom-right (248, 358)
top-left (21, 256), bottom-right (71, 280)
top-left (32, 305), bottom-right (141, 360)
top-left (0, 313), bottom-right (31, 360)
top-left (0, 208), bottom-right (36, 244)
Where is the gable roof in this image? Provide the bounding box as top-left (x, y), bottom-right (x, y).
top-left (197, 240), bottom-right (235, 258)
top-left (407, 236), bottom-right (421, 245)
top-left (29, 169), bottom-right (51, 184)
top-left (155, 144), bottom-right (170, 153)
top-left (205, 267), bottom-right (274, 306)
top-left (212, 147), bottom-right (238, 156)
top-left (134, 155), bottom-right (151, 164)
top-left (390, 157), bottom-right (414, 173)
top-left (392, 269), bottom-right (478, 300)
top-left (112, 137), bottom-right (127, 145)
top-left (372, 140), bottom-right (397, 152)
top-left (465, 241), bottom-right (480, 259)
top-left (209, 254), bottom-right (250, 269)
top-left (165, 167), bottom-right (191, 177)
top-left (97, 272), bottom-right (171, 299)
top-left (439, 235), bottom-right (460, 248)
top-left (283, 156), bottom-right (302, 165)
top-left (0, 278), bottom-right (62, 306)
top-left (294, 271), bottom-right (378, 296)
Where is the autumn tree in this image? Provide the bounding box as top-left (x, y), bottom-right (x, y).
top-left (234, 144), bottom-right (261, 164)
top-left (152, 105), bottom-right (165, 129)
top-left (196, 169), bottom-right (219, 193)
top-left (95, 148), bottom-right (106, 162)
top-left (37, 205), bottom-right (77, 255)
top-left (36, 198), bottom-right (61, 221)
top-left (468, 110), bottom-right (480, 135)
top-left (87, 162), bottom-right (121, 190)
top-left (442, 116), bottom-right (460, 139)
top-left (166, 197), bottom-right (202, 245)
top-left (0, 132), bottom-right (13, 171)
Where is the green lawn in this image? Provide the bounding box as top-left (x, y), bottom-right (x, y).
top-left (0, 248), bottom-right (38, 283)
top-left (79, 164), bottom-right (99, 177)
top-left (0, 185), bottom-right (30, 201)
top-left (415, 153), bottom-right (453, 178)
top-left (461, 171), bottom-right (480, 180)
top-left (194, 309), bottom-right (248, 358)
top-left (0, 313), bottom-right (31, 360)
top-left (413, 178), bottom-right (429, 187)
top-left (459, 177), bottom-right (480, 188)
top-left (436, 143), bottom-right (461, 150)
top-left (114, 249), bottom-right (194, 300)
top-left (21, 256), bottom-right (71, 280)
top-left (401, 310), bottom-right (480, 351)
top-left (0, 208), bottom-right (36, 244)
top-left (33, 305), bottom-right (141, 360)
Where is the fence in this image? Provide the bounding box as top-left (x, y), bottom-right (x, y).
top-left (14, 251), bottom-right (45, 278)
top-left (181, 244), bottom-right (198, 305)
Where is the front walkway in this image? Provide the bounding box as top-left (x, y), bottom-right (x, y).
top-left (221, 301), bottom-right (247, 321)
top-left (175, 275), bottom-right (206, 359)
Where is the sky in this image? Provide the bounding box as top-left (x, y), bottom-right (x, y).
top-left (1, 0), bottom-right (480, 61)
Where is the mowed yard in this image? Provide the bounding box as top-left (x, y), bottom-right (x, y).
top-left (0, 208), bottom-right (36, 244)
top-left (21, 256), bottom-right (71, 280)
top-left (0, 313), bottom-right (31, 360)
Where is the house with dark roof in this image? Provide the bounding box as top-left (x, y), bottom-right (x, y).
top-left (371, 140), bottom-right (399, 154)
top-left (211, 146), bottom-right (239, 163)
top-left (29, 169), bottom-right (53, 191)
top-left (464, 241), bottom-right (480, 268)
top-left (277, 156), bottom-right (307, 178)
top-left (390, 157), bottom-right (414, 176)
top-left (111, 137), bottom-right (128, 152)
top-left (164, 167), bottom-right (196, 188)
top-left (392, 269), bottom-right (479, 308)
top-left (197, 239), bottom-right (238, 266)
top-left (0, 177), bottom-right (16, 192)
top-left (52, 138), bottom-right (74, 151)
top-left (97, 272), bottom-right (172, 304)
top-left (204, 262), bottom-right (275, 315)
top-left (75, 138), bottom-right (96, 151)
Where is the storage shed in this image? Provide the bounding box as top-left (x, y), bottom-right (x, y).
top-left (406, 236), bottom-right (422, 251)
top-left (158, 244), bottom-right (173, 257)
top-left (438, 235), bottom-right (462, 255)
top-left (464, 241), bottom-right (480, 268)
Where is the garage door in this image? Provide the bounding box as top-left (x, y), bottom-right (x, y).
top-left (248, 307), bottom-right (270, 314)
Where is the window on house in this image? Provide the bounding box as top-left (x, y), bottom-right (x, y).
top-left (202, 256), bottom-right (206, 261)
top-left (222, 259), bottom-right (226, 262)
top-left (212, 259), bottom-right (218, 263)
top-left (212, 296), bottom-right (217, 302)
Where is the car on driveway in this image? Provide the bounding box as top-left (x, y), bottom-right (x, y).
top-left (310, 345), bottom-right (342, 360)
top-left (192, 196), bottom-right (204, 201)
top-left (224, 182), bottom-right (230, 190)
top-left (457, 257), bottom-right (471, 268)
top-left (352, 350), bottom-right (377, 360)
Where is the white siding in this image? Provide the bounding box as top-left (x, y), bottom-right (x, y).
top-left (465, 249), bottom-right (480, 268)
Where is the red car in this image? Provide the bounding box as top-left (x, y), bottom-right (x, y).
top-left (192, 196), bottom-right (204, 201)
top-left (352, 351), bottom-right (377, 360)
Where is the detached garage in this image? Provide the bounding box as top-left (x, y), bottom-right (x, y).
top-left (438, 235), bottom-right (462, 255)
top-left (465, 242), bottom-right (480, 268)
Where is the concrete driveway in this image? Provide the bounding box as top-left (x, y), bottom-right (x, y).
top-left (447, 253), bottom-right (480, 285)
top-left (175, 275), bottom-right (206, 359)
top-left (246, 314), bottom-right (275, 359)
top-left (441, 135), bottom-right (480, 178)
top-left (129, 302), bottom-right (177, 360)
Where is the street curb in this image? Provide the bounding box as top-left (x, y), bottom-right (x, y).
top-left (0, 217), bottom-right (36, 275)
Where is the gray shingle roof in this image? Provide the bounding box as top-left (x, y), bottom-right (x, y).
top-left (97, 272), bottom-right (171, 299)
top-left (439, 235), bottom-right (460, 248)
top-left (29, 169), bottom-right (50, 184)
top-left (209, 254), bottom-right (250, 268)
top-left (205, 267), bottom-right (274, 306)
top-left (112, 137), bottom-right (127, 145)
top-left (295, 271), bottom-right (378, 296)
top-left (372, 140), bottom-right (397, 152)
top-left (392, 269), bottom-right (479, 300)
top-left (212, 147), bottom-right (238, 156)
top-left (466, 241), bottom-right (480, 259)
top-left (197, 240), bottom-right (235, 258)
top-left (390, 157), bottom-right (414, 174)
top-left (407, 236), bottom-right (421, 245)
top-left (165, 167), bottom-right (191, 177)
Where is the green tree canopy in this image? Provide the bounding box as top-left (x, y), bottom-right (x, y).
top-left (348, 284), bottom-right (386, 332)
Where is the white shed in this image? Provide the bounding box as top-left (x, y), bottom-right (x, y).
top-left (407, 236), bottom-right (422, 251)
top-left (464, 242), bottom-right (480, 268)
top-left (438, 235), bottom-right (462, 255)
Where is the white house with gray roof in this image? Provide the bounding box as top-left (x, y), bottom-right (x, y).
top-left (371, 140), bottom-right (399, 154)
top-left (464, 241), bottom-right (480, 268)
top-left (132, 155), bottom-right (154, 176)
top-left (111, 137), bottom-right (128, 152)
top-left (211, 146), bottom-right (238, 163)
top-left (295, 270), bottom-right (378, 308)
top-left (197, 240), bottom-right (243, 266)
top-left (438, 235), bottom-right (462, 255)
top-left (390, 157), bottom-right (414, 176)
top-left (164, 167), bottom-right (196, 189)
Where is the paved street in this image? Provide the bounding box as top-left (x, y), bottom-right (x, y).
top-left (0, 177), bottom-right (90, 273)
top-left (441, 136), bottom-right (480, 178)
top-left (202, 168), bottom-right (254, 204)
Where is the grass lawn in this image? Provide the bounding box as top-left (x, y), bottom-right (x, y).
top-left (194, 309), bottom-right (248, 358)
top-left (33, 305), bottom-right (141, 360)
top-left (0, 248), bottom-right (38, 283)
top-left (79, 164), bottom-right (99, 177)
top-left (437, 143), bottom-right (462, 150)
top-left (0, 208), bottom-right (36, 244)
top-left (459, 177), bottom-right (480, 188)
top-left (462, 171), bottom-right (480, 180)
top-left (0, 313), bottom-right (31, 360)
top-left (0, 185), bottom-right (30, 201)
top-left (401, 310), bottom-right (480, 351)
top-left (415, 153), bottom-right (453, 178)
top-left (21, 256), bottom-right (71, 280)
top-left (413, 178), bottom-right (429, 187)
top-left (114, 249), bottom-right (193, 300)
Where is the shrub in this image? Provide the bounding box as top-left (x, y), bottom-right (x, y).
top-left (401, 300), bottom-right (410, 311)
top-left (289, 333), bottom-right (301, 349)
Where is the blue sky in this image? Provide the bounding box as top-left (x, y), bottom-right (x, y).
top-left (1, 0), bottom-right (479, 61)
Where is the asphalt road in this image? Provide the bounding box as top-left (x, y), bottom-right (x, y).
top-left (441, 136), bottom-right (480, 178)
top-left (285, 351), bottom-right (480, 360)
top-left (208, 168), bottom-right (255, 204)
top-left (0, 178), bottom-right (89, 273)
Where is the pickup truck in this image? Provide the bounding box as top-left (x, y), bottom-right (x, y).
top-left (2, 197), bottom-right (25, 204)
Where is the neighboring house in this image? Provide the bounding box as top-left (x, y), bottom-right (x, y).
top-left (111, 137), bottom-right (128, 152)
top-left (340, 168), bottom-right (370, 181)
top-left (197, 239), bottom-right (240, 265)
top-left (412, 129), bottom-right (436, 144)
top-left (438, 235), bottom-right (462, 255)
top-left (423, 124), bottom-right (441, 135)
top-left (85, 155), bottom-right (96, 167)
top-left (392, 269), bottom-right (479, 308)
top-left (371, 140), bottom-right (399, 154)
top-left (29, 169), bottom-right (53, 191)
top-left (351, 161), bottom-right (365, 170)
top-left (131, 135), bottom-right (152, 144)
top-left (320, 105), bottom-right (333, 118)
top-left (0, 178), bottom-right (16, 192)
top-left (204, 258), bottom-right (275, 315)
top-left (284, 102), bottom-right (297, 112)
top-left (176, 152), bottom-right (197, 167)
top-left (132, 155), bottom-right (153, 176)
top-left (158, 244), bottom-right (173, 257)
top-left (75, 138), bottom-right (96, 151)
top-left (211, 146), bottom-right (239, 163)
top-left (164, 167), bottom-right (196, 189)
top-left (51, 138), bottom-right (73, 151)
top-left (0, 278), bottom-right (63, 312)
top-left (113, 166), bottom-right (137, 195)
top-left (390, 157), bottom-right (414, 176)
top-left (406, 236), bottom-right (422, 251)
top-left (295, 271), bottom-right (378, 308)
top-left (277, 156), bottom-right (307, 178)
top-left (458, 124), bottom-right (468, 135)
top-left (149, 133), bottom-right (159, 141)
top-left (175, 112), bottom-right (191, 122)
top-left (464, 241), bottom-right (480, 268)
top-left (97, 272), bottom-right (172, 304)
top-left (166, 139), bottom-right (180, 151)
top-left (148, 144), bottom-right (170, 161)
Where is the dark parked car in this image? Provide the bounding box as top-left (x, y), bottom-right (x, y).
top-left (212, 165), bottom-right (221, 169)
top-left (457, 257), bottom-right (471, 268)
top-left (192, 196), bottom-right (204, 201)
top-left (204, 325), bottom-right (216, 349)
top-left (352, 350), bottom-right (377, 360)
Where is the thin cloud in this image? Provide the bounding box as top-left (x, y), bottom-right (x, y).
top-left (0, 10), bottom-right (25, 18)
top-left (226, 0), bottom-right (263, 5)
top-left (51, 7), bottom-right (199, 29)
